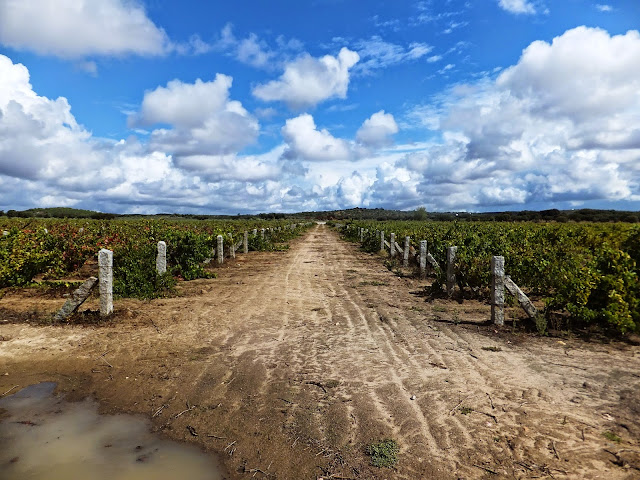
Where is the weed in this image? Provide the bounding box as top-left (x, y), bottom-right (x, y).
top-left (603, 431), bottom-right (622, 443)
top-left (481, 346), bottom-right (502, 352)
top-left (324, 379), bottom-right (340, 388)
top-left (535, 314), bottom-right (548, 336)
top-left (459, 406), bottom-right (474, 415)
top-left (432, 305), bottom-right (447, 313)
top-left (366, 439), bottom-right (399, 468)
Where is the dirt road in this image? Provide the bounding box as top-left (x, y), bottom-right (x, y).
top-left (1, 224), bottom-right (639, 479)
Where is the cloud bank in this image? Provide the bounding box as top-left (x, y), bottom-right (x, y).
top-left (0, 0), bottom-right (170, 58)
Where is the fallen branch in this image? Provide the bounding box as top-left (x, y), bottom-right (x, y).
top-left (152, 404), bottom-right (167, 418)
top-left (473, 464), bottom-right (498, 475)
top-left (173, 404), bottom-right (197, 419)
top-left (1, 385), bottom-right (18, 397)
top-left (306, 381), bottom-right (327, 393)
top-left (486, 392), bottom-right (495, 410)
top-left (150, 319), bottom-right (160, 333)
top-left (551, 440), bottom-right (560, 460)
top-left (450, 399), bottom-right (464, 415)
top-left (99, 351), bottom-right (113, 368)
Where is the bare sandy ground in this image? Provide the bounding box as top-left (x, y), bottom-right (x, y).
top-left (1, 224), bottom-right (639, 479)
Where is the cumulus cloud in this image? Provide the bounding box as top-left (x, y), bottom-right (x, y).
top-left (253, 48), bottom-right (359, 109)
top-left (378, 26), bottom-right (640, 210)
top-left (0, 54), bottom-right (100, 181)
top-left (281, 114), bottom-right (353, 161)
top-left (356, 111), bottom-right (399, 148)
top-left (0, 54), bottom-right (297, 214)
top-left (0, 0), bottom-right (170, 58)
top-left (131, 75), bottom-right (259, 156)
top-left (498, 0), bottom-right (537, 15)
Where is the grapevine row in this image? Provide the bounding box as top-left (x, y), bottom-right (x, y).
top-left (337, 221), bottom-right (640, 334)
top-left (0, 218), bottom-right (311, 298)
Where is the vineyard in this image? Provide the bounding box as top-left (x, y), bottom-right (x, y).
top-left (0, 217), bottom-right (310, 299)
top-left (338, 221), bottom-right (640, 335)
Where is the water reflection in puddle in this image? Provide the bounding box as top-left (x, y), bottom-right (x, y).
top-left (0, 383), bottom-right (225, 480)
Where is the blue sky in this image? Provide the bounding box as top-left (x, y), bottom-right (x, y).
top-left (0, 0), bottom-right (639, 214)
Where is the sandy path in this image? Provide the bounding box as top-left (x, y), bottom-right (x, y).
top-left (1, 224), bottom-right (639, 479)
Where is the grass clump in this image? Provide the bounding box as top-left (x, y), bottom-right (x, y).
top-left (603, 431), bottom-right (622, 443)
top-left (459, 406), bottom-right (474, 415)
top-left (481, 346), bottom-right (502, 352)
top-left (366, 439), bottom-right (399, 468)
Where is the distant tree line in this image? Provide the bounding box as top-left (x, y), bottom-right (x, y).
top-left (0, 206), bottom-right (637, 223)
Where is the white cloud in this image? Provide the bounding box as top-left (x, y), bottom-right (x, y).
top-left (498, 0), bottom-right (537, 15)
top-left (595, 4), bottom-right (613, 12)
top-left (0, 0), bottom-right (170, 58)
top-left (215, 24), bottom-right (303, 69)
top-left (217, 24), bottom-right (275, 68)
top-left (0, 54), bottom-right (298, 214)
top-left (356, 111), bottom-right (399, 148)
top-left (382, 26), bottom-right (640, 210)
top-left (253, 48), bottom-right (359, 109)
top-left (336, 171), bottom-right (375, 206)
top-left (281, 114), bottom-right (353, 161)
top-left (352, 36), bottom-right (433, 73)
top-left (131, 75), bottom-right (259, 156)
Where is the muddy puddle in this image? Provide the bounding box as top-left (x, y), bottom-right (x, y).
top-left (0, 383), bottom-right (225, 480)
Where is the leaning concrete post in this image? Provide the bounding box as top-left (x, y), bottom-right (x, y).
top-left (380, 231), bottom-right (385, 251)
top-left (243, 231), bottom-right (248, 254)
top-left (156, 241), bottom-right (167, 274)
top-left (419, 240), bottom-right (427, 277)
top-left (403, 236), bottom-right (410, 268)
top-left (491, 256), bottom-right (505, 325)
top-left (217, 235), bottom-right (224, 265)
top-left (261, 228), bottom-right (265, 240)
top-left (98, 249), bottom-right (113, 316)
top-left (446, 246), bottom-right (457, 296)
top-left (390, 233), bottom-right (396, 257)
top-left (230, 235), bottom-right (236, 259)
top-left (53, 276), bottom-right (97, 322)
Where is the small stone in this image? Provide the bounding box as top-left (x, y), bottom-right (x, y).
top-left (410, 395), bottom-right (416, 400)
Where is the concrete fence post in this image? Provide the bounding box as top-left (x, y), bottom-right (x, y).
top-left (491, 256), bottom-right (505, 325)
top-left (253, 229), bottom-right (257, 236)
top-left (156, 241), bottom-right (167, 274)
top-left (419, 240), bottom-right (427, 277)
top-left (380, 231), bottom-right (385, 252)
top-left (261, 228), bottom-right (265, 240)
top-left (217, 235), bottom-right (224, 265)
top-left (243, 231), bottom-right (249, 254)
top-left (230, 234), bottom-right (236, 259)
top-left (390, 233), bottom-right (396, 258)
top-left (98, 248), bottom-right (113, 316)
top-left (403, 236), bottom-right (410, 268)
top-left (446, 246), bottom-right (457, 296)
